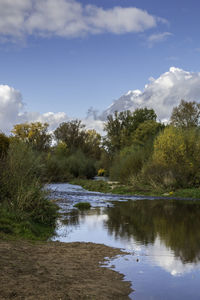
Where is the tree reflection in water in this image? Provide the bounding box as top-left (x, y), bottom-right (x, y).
top-left (105, 199), bottom-right (200, 264)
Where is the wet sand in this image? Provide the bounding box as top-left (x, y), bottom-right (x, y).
top-left (0, 240), bottom-right (132, 299)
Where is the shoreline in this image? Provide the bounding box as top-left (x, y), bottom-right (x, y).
top-left (0, 240), bottom-right (132, 300)
top-left (69, 178), bottom-right (200, 200)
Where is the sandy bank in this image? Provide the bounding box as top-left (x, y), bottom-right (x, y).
top-left (0, 240), bottom-right (132, 299)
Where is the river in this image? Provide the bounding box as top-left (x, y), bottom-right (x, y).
top-left (48, 183), bottom-right (200, 300)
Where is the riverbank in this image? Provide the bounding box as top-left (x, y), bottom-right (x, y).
top-left (70, 178), bottom-right (200, 199)
top-left (0, 240), bottom-right (132, 300)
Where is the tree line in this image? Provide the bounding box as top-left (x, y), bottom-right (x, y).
top-left (1, 99), bottom-right (200, 238)
top-left (1, 99), bottom-right (200, 194)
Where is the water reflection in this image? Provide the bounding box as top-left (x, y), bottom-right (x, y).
top-left (105, 199), bottom-right (200, 264)
top-left (60, 199), bottom-right (200, 265)
top-left (49, 183), bottom-right (200, 299)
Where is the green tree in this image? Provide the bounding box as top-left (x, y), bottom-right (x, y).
top-left (170, 99), bottom-right (200, 128)
top-left (84, 129), bottom-right (101, 160)
top-left (54, 120), bottom-right (86, 152)
top-left (0, 133), bottom-right (9, 158)
top-left (104, 108), bottom-right (157, 155)
top-left (132, 120), bottom-right (164, 147)
top-left (12, 122), bottom-right (51, 151)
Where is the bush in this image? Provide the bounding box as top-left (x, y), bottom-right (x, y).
top-left (67, 150), bottom-right (96, 179)
top-left (141, 161), bottom-right (177, 189)
top-left (0, 133), bottom-right (9, 158)
top-left (147, 126), bottom-right (200, 188)
top-left (45, 149), bottom-right (97, 181)
top-left (97, 168), bottom-right (106, 176)
top-left (74, 202), bottom-right (91, 210)
top-left (109, 146), bottom-right (149, 184)
top-left (45, 153), bottom-right (73, 182)
top-left (1, 140), bottom-right (58, 226)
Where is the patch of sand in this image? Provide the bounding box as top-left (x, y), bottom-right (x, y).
top-left (0, 240), bottom-right (132, 299)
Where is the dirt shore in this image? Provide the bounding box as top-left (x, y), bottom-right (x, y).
top-left (0, 240), bottom-right (132, 300)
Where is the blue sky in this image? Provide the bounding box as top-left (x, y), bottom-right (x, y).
top-left (1, 0), bottom-right (200, 132)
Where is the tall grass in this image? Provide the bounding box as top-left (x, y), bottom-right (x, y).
top-left (0, 140), bottom-right (58, 239)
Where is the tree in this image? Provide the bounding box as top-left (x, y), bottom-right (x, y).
top-left (0, 133), bottom-right (9, 158)
top-left (132, 120), bottom-right (164, 147)
top-left (152, 126), bottom-right (200, 187)
top-left (84, 129), bottom-right (101, 160)
top-left (170, 99), bottom-right (200, 128)
top-left (54, 120), bottom-right (87, 152)
top-left (103, 108), bottom-right (157, 155)
top-left (12, 122), bottom-right (51, 151)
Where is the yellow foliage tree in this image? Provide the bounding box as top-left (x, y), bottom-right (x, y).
top-left (152, 126), bottom-right (200, 186)
top-left (153, 126), bottom-right (187, 166)
top-left (12, 122), bottom-right (51, 151)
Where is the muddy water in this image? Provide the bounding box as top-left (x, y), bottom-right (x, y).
top-left (48, 183), bottom-right (200, 300)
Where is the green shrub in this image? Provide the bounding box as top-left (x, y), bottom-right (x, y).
top-left (45, 149), bottom-right (97, 181)
top-left (67, 150), bottom-right (96, 179)
top-left (110, 146), bottom-right (148, 184)
top-left (141, 160), bottom-right (177, 190)
top-left (0, 133), bottom-right (9, 158)
top-left (45, 153), bottom-right (73, 182)
top-left (1, 140), bottom-right (58, 227)
top-left (74, 202), bottom-right (91, 210)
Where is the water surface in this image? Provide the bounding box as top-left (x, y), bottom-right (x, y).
top-left (48, 183), bottom-right (200, 300)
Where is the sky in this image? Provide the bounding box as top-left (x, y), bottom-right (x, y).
top-left (1, 0), bottom-right (200, 133)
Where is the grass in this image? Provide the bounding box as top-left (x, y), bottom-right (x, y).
top-left (74, 202), bottom-right (91, 210)
top-left (0, 204), bottom-right (57, 241)
top-left (172, 188), bottom-right (200, 199)
top-left (70, 179), bottom-right (200, 199)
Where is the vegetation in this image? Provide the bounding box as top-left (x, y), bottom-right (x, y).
top-left (70, 178), bottom-right (200, 199)
top-left (12, 122), bottom-right (51, 151)
top-left (2, 99), bottom-right (200, 240)
top-left (170, 99), bottom-right (200, 128)
top-left (103, 108), bottom-right (157, 155)
top-left (0, 139), bottom-right (58, 240)
top-left (74, 202), bottom-right (91, 210)
top-left (105, 199), bottom-right (200, 263)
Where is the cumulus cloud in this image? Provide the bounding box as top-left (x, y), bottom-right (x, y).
top-left (0, 85), bottom-right (24, 133)
top-left (0, 84), bottom-right (69, 134)
top-left (101, 67), bottom-right (200, 122)
top-left (148, 238), bottom-right (199, 276)
top-left (0, 84), bottom-right (104, 135)
top-left (0, 0), bottom-right (164, 40)
top-left (2, 67), bottom-right (200, 135)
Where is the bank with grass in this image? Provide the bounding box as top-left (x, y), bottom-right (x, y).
top-left (70, 178), bottom-right (200, 199)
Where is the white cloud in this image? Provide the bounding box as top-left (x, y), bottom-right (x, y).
top-left (0, 0), bottom-right (164, 40)
top-left (0, 85), bottom-right (24, 133)
top-left (85, 6), bottom-right (157, 35)
top-left (0, 84), bottom-right (104, 135)
top-left (148, 238), bottom-right (199, 276)
top-left (0, 0), bottom-right (32, 38)
top-left (0, 84), bottom-right (69, 133)
top-left (148, 31), bottom-right (172, 46)
top-left (82, 118), bottom-right (104, 135)
top-left (101, 67), bottom-right (200, 122)
top-left (3, 67), bottom-right (200, 135)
